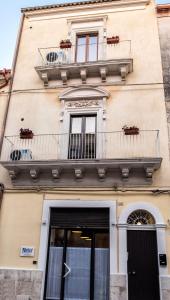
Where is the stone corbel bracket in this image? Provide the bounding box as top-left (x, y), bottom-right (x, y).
top-left (80, 68), bottom-right (87, 84)
top-left (61, 70), bottom-right (68, 85)
top-left (121, 167), bottom-right (130, 180)
top-left (100, 67), bottom-right (107, 82)
top-left (97, 167), bottom-right (106, 180)
top-left (30, 169), bottom-right (39, 180)
top-left (74, 168), bottom-right (84, 179)
top-left (52, 168), bottom-right (61, 179)
top-left (120, 66), bottom-right (128, 81)
top-left (41, 72), bottom-right (48, 86)
top-left (9, 169), bottom-right (18, 180)
top-left (145, 167), bottom-right (154, 180)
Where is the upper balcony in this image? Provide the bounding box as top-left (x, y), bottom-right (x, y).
top-left (35, 40), bottom-right (133, 86)
top-left (0, 130), bottom-right (162, 187)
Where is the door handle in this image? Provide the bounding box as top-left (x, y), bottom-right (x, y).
top-left (128, 271), bottom-right (136, 275)
top-left (63, 262), bottom-right (71, 278)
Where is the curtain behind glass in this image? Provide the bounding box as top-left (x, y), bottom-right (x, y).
top-left (94, 248), bottom-right (109, 300)
top-left (64, 247), bottom-right (91, 300)
top-left (46, 247), bottom-right (109, 300)
top-left (46, 247), bottom-right (63, 300)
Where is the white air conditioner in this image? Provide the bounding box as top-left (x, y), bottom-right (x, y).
top-left (46, 50), bottom-right (68, 65)
top-left (10, 149), bottom-right (32, 161)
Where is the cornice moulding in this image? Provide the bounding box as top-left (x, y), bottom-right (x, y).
top-left (23, 0), bottom-right (150, 18)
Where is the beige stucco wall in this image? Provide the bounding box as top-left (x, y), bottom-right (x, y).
top-left (0, 192), bottom-right (43, 268)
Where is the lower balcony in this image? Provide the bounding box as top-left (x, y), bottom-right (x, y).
top-left (0, 130), bottom-right (162, 187)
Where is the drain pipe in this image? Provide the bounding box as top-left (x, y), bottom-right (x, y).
top-left (0, 13), bottom-right (24, 156)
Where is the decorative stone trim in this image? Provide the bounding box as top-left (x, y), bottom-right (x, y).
top-left (66, 100), bottom-right (100, 108)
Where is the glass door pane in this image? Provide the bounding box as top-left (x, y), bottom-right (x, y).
top-left (88, 35), bottom-right (98, 62)
top-left (64, 230), bottom-right (91, 300)
top-left (94, 232), bottom-right (109, 300)
top-left (76, 36), bottom-right (86, 62)
top-left (85, 116), bottom-right (96, 159)
top-left (46, 229), bottom-right (64, 300)
top-left (71, 117), bottom-right (82, 134)
top-left (68, 116), bottom-right (83, 159)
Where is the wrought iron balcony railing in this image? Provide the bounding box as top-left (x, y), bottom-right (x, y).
top-left (1, 130), bottom-right (160, 162)
top-left (38, 40), bottom-right (132, 66)
top-left (35, 40), bottom-right (133, 85)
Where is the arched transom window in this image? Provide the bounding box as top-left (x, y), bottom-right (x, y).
top-left (127, 209), bottom-right (155, 225)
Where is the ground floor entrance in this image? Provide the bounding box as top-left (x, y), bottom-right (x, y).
top-left (44, 208), bottom-right (110, 300)
top-left (127, 230), bottom-right (160, 300)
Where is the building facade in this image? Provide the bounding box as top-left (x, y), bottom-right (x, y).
top-left (0, 0), bottom-right (170, 299)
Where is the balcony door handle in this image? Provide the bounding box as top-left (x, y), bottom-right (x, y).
top-left (63, 262), bottom-right (71, 278)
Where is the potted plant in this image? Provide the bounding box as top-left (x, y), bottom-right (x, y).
top-left (122, 125), bottom-right (139, 135)
top-left (60, 39), bottom-right (72, 49)
top-left (107, 36), bottom-right (119, 44)
top-left (20, 128), bottom-right (34, 139)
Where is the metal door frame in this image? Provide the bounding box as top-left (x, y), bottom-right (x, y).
top-left (44, 227), bottom-right (109, 300)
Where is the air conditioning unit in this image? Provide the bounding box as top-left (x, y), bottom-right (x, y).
top-left (46, 51), bottom-right (68, 64)
top-left (10, 149), bottom-right (32, 161)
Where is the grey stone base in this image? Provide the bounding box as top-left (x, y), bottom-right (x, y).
top-left (161, 276), bottom-right (170, 300)
top-left (0, 270), bottom-right (168, 300)
top-left (110, 274), bottom-right (127, 300)
top-left (0, 269), bottom-right (43, 300)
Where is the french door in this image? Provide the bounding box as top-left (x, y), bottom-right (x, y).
top-left (76, 33), bottom-right (98, 63)
top-left (68, 115), bottom-right (96, 159)
top-left (44, 208), bottom-right (109, 300)
top-left (127, 230), bottom-right (160, 300)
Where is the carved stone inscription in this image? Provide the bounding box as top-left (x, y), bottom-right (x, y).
top-left (66, 100), bottom-right (100, 108)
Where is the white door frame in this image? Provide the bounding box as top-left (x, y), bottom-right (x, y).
top-left (118, 201), bottom-right (167, 300)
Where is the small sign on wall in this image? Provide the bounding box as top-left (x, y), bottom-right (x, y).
top-left (20, 246), bottom-right (35, 257)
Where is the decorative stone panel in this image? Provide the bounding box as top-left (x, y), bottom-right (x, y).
top-left (0, 269), bottom-right (43, 300)
top-left (110, 274), bottom-right (127, 300)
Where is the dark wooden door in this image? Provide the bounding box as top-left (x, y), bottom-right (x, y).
top-left (127, 230), bottom-right (160, 300)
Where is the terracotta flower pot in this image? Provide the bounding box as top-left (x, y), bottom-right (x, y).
top-left (20, 129), bottom-right (34, 139)
top-left (123, 128), bottom-right (139, 135)
top-left (60, 40), bottom-right (72, 49)
top-left (107, 36), bottom-right (119, 44)
top-left (20, 133), bottom-right (33, 139)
